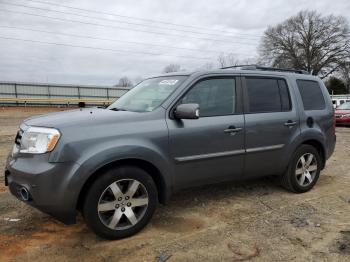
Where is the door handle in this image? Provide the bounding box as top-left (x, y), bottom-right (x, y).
top-left (284, 120), bottom-right (297, 127)
top-left (224, 126), bottom-right (243, 134)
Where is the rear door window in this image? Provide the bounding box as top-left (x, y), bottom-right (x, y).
top-left (245, 77), bottom-right (291, 113)
top-left (296, 80), bottom-right (325, 110)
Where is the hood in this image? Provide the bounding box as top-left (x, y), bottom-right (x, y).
top-left (335, 109), bottom-right (350, 115)
top-left (23, 108), bottom-right (144, 129)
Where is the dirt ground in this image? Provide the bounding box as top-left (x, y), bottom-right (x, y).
top-left (0, 107), bottom-right (350, 262)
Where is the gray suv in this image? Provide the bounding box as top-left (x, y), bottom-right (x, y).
top-left (5, 66), bottom-right (336, 239)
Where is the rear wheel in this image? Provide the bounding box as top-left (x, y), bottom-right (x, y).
top-left (280, 145), bottom-right (321, 193)
top-left (83, 166), bottom-right (158, 239)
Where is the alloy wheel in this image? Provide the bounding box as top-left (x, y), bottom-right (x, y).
top-left (295, 153), bottom-right (318, 187)
top-left (97, 179), bottom-right (149, 230)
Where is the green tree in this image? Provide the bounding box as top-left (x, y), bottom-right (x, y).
top-left (339, 61), bottom-right (350, 93)
top-left (325, 77), bottom-right (347, 95)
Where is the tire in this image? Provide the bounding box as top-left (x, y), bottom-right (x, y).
top-left (280, 144), bottom-right (322, 193)
top-left (83, 166), bottom-right (158, 239)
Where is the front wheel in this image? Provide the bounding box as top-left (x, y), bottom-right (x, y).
top-left (280, 144), bottom-right (322, 193)
top-left (83, 166), bottom-right (158, 239)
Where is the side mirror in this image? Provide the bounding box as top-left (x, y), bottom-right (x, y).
top-left (174, 103), bottom-right (200, 119)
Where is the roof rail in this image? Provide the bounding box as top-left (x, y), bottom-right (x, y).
top-left (220, 64), bottom-right (310, 75)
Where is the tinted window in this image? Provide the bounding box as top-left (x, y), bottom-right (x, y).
top-left (278, 80), bottom-right (291, 111)
top-left (297, 80), bottom-right (325, 110)
top-left (182, 78), bottom-right (235, 117)
top-left (246, 78), bottom-right (291, 113)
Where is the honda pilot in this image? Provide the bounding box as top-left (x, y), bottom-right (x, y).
top-left (5, 66), bottom-right (336, 239)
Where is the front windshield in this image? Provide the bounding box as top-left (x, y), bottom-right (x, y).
top-left (108, 76), bottom-right (187, 112)
top-left (337, 102), bottom-right (350, 110)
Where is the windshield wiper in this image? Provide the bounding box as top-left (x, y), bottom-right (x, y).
top-left (109, 107), bottom-right (128, 111)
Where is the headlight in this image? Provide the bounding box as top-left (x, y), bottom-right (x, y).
top-left (19, 127), bottom-right (61, 154)
top-left (343, 114), bottom-right (350, 118)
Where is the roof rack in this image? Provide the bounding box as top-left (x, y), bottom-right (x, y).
top-left (220, 64), bottom-right (310, 75)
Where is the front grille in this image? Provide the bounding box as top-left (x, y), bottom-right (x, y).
top-left (14, 129), bottom-right (23, 145)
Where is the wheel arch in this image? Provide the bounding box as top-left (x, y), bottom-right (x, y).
top-left (300, 139), bottom-right (326, 169)
top-left (76, 158), bottom-right (170, 211)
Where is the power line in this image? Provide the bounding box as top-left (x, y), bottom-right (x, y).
top-left (0, 25), bottom-right (236, 54)
top-left (0, 35), bottom-right (219, 60)
top-left (22, 0), bottom-right (262, 38)
top-left (0, 8), bottom-right (259, 45)
top-left (3, 1), bottom-right (260, 40)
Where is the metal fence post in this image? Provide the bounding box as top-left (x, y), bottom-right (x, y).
top-left (78, 86), bottom-right (81, 107)
top-left (14, 83), bottom-right (18, 106)
top-left (47, 85), bottom-right (51, 106)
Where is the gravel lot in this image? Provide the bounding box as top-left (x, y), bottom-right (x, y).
top-left (0, 107), bottom-right (350, 262)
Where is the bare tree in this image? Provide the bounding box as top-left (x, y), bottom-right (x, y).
top-left (200, 62), bottom-right (215, 70)
top-left (217, 53), bottom-right (240, 68)
top-left (240, 57), bottom-right (258, 65)
top-left (217, 53), bottom-right (226, 68)
top-left (163, 64), bottom-right (181, 73)
top-left (118, 76), bottom-right (133, 87)
top-left (259, 10), bottom-right (350, 78)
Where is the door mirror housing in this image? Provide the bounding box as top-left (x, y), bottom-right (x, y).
top-left (174, 103), bottom-right (200, 119)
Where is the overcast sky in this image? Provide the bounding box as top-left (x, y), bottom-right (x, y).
top-left (0, 0), bottom-right (349, 86)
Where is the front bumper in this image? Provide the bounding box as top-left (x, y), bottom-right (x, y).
top-left (336, 117), bottom-right (350, 125)
top-left (5, 153), bottom-right (81, 224)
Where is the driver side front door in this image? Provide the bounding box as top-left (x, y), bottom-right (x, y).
top-left (166, 76), bottom-right (245, 189)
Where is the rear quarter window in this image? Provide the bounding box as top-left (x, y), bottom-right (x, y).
top-left (296, 80), bottom-right (325, 110)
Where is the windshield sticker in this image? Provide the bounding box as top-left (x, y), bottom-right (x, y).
top-left (159, 79), bottom-right (179, 85)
